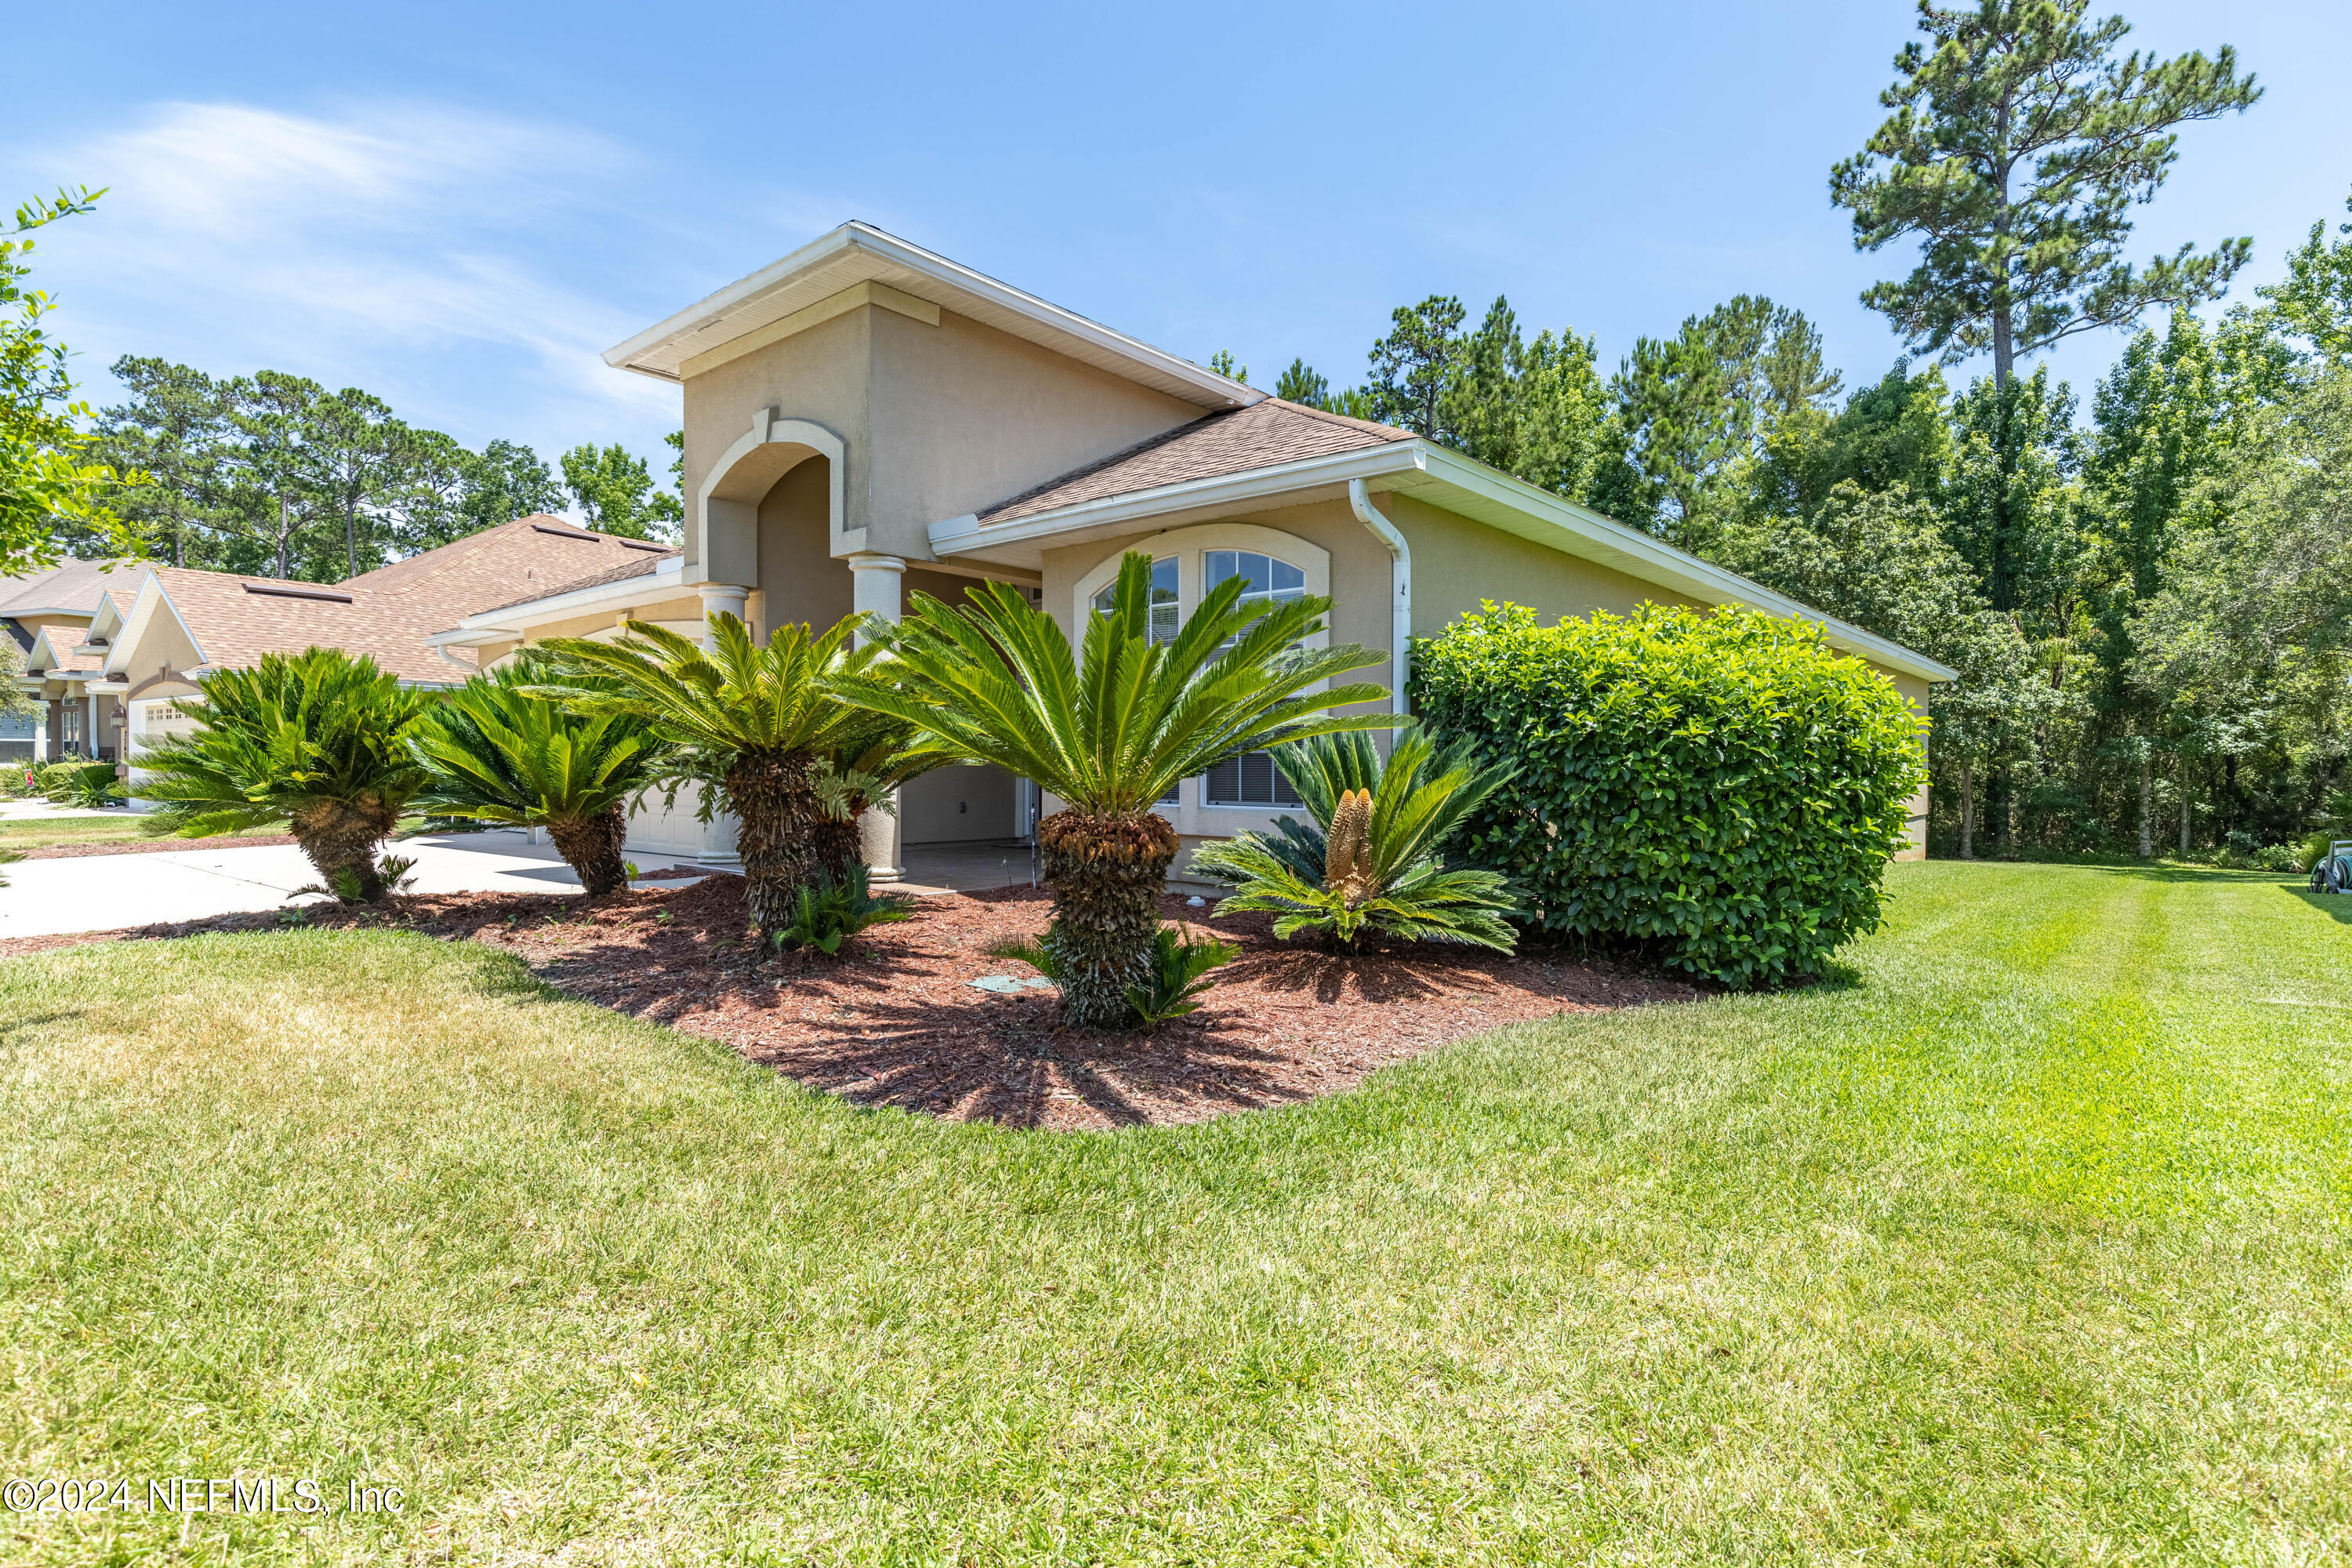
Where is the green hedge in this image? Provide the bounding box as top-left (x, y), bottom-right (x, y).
top-left (1411, 603), bottom-right (1926, 987)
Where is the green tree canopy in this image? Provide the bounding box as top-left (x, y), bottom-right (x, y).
top-left (1831, 0), bottom-right (2260, 390)
top-left (0, 187), bottom-right (143, 576)
top-left (560, 441), bottom-right (683, 542)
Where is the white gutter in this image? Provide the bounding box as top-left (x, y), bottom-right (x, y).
top-left (1348, 478), bottom-right (1411, 717)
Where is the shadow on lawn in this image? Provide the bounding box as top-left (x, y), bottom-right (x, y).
top-left (2283, 887), bottom-right (2352, 925)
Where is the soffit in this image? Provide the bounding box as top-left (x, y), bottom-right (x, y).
top-left (605, 223), bottom-right (1261, 411)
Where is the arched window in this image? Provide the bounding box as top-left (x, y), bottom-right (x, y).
top-left (1092, 555), bottom-right (1181, 802)
top-left (1202, 549), bottom-right (1307, 808)
top-left (1091, 555), bottom-right (1179, 644)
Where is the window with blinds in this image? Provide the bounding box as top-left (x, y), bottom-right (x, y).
top-left (1093, 557), bottom-right (1182, 800)
top-left (1090, 556), bottom-right (1179, 644)
top-left (1203, 549), bottom-right (1308, 808)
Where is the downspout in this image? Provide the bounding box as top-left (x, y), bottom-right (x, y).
top-left (1348, 478), bottom-right (1410, 717)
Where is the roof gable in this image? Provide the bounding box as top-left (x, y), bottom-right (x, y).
top-left (606, 222), bottom-right (1263, 412)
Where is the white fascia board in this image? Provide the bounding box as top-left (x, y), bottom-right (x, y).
top-left (604, 221), bottom-right (1262, 410)
top-left (1406, 448), bottom-right (1957, 681)
top-left (931, 437), bottom-right (1955, 684)
top-left (929, 442), bottom-right (1427, 562)
top-left (447, 560), bottom-right (686, 637)
top-left (103, 574), bottom-right (206, 677)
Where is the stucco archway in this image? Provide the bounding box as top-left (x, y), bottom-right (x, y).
top-left (692, 409), bottom-right (850, 587)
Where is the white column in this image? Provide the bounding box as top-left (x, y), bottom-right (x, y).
top-left (845, 553), bottom-right (906, 644)
top-left (696, 584), bottom-right (750, 652)
top-left (86, 691), bottom-right (99, 760)
top-left (844, 553), bottom-right (907, 880)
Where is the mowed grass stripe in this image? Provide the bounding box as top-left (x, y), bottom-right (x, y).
top-left (3, 862), bottom-right (2349, 1564)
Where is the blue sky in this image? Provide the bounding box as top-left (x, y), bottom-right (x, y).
top-left (10, 1), bottom-right (2349, 492)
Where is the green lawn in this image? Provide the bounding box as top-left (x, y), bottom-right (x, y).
top-left (3, 863), bottom-right (2348, 1564)
top-left (0, 815), bottom-right (281, 852)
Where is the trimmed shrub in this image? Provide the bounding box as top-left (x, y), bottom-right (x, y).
top-left (1411, 602), bottom-right (1926, 988)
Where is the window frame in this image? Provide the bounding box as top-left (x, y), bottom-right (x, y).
top-left (1068, 523), bottom-right (1333, 833)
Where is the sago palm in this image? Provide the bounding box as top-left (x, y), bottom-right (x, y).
top-left (408, 659), bottom-right (674, 896)
top-left (1188, 726), bottom-right (1522, 950)
top-left (138, 648), bottom-right (434, 902)
top-left (533, 612), bottom-right (925, 942)
top-left (850, 551), bottom-right (1392, 1025)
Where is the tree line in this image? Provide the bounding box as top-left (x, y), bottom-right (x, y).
top-left (1200, 2), bottom-right (2338, 862)
top-left (59, 360), bottom-right (687, 582)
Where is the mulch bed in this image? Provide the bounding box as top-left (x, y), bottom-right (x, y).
top-left (13, 833), bottom-right (299, 860)
top-left (0, 874), bottom-right (1700, 1131)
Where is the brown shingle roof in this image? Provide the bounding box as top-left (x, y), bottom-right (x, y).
top-left (114, 518), bottom-right (677, 686)
top-left (976, 397), bottom-right (1414, 525)
top-left (0, 558), bottom-right (142, 618)
top-left (480, 547), bottom-right (677, 615)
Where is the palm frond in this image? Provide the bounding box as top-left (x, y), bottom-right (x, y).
top-left (409, 662), bottom-right (673, 829)
top-left (137, 648), bottom-right (435, 837)
top-left (1187, 720), bottom-right (1523, 951)
top-left (851, 550), bottom-right (1398, 813)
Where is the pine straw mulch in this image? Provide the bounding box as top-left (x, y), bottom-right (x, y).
top-left (0, 873), bottom-right (1700, 1131)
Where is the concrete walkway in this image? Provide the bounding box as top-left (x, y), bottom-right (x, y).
top-left (0, 829), bottom-right (710, 939)
top-left (0, 824), bottom-right (1046, 941)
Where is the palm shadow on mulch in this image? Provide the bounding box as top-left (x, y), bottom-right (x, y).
top-left (2, 873), bottom-right (1700, 1131)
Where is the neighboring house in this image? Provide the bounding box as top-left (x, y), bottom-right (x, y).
top-left (2, 561), bottom-right (142, 763)
top-left (430, 223), bottom-right (1954, 876)
top-left (9, 518), bottom-right (675, 789)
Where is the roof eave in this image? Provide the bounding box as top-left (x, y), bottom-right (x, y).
top-left (603, 221), bottom-right (1264, 412)
top-left (931, 440), bottom-right (1957, 684)
top-left (447, 559), bottom-right (688, 635)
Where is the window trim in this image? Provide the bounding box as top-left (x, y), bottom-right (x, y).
top-left (1069, 522), bottom-right (1331, 831)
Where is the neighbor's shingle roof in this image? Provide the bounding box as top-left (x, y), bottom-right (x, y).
top-left (112, 517), bottom-right (676, 685)
top-left (0, 558), bottom-right (142, 619)
top-left (976, 397), bottom-right (1413, 525)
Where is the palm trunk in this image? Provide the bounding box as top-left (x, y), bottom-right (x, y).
top-left (812, 814), bottom-right (864, 885)
top-left (550, 804), bottom-right (630, 897)
top-left (1038, 808), bottom-right (1178, 1027)
top-left (724, 750), bottom-right (819, 942)
top-left (290, 797), bottom-right (397, 902)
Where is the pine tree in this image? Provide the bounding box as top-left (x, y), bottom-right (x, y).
top-left (1832, 0), bottom-right (2260, 394)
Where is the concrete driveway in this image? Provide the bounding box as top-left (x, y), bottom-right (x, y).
top-left (0, 829), bottom-right (709, 940)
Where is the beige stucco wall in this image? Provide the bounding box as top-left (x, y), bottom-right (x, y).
top-left (756, 456), bottom-right (854, 630)
top-left (902, 762), bottom-right (1018, 844)
top-left (864, 307), bottom-right (1200, 556)
top-left (1385, 492), bottom-right (1707, 630)
top-left (1880, 667), bottom-right (1932, 860)
top-left (680, 298), bottom-right (1203, 576)
top-left (111, 599), bottom-right (205, 686)
top-left (681, 307), bottom-right (871, 582)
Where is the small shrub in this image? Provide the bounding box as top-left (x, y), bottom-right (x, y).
top-left (1123, 926), bottom-right (1236, 1027)
top-left (1413, 602), bottom-right (1926, 988)
top-left (775, 865), bottom-right (913, 955)
top-left (41, 760), bottom-right (123, 808)
top-left (1189, 726), bottom-right (1520, 951)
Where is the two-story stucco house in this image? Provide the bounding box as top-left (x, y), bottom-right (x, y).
top-left (429, 223), bottom-right (1953, 877)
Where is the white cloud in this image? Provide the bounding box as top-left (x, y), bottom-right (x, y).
top-left (9, 100), bottom-right (684, 456)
